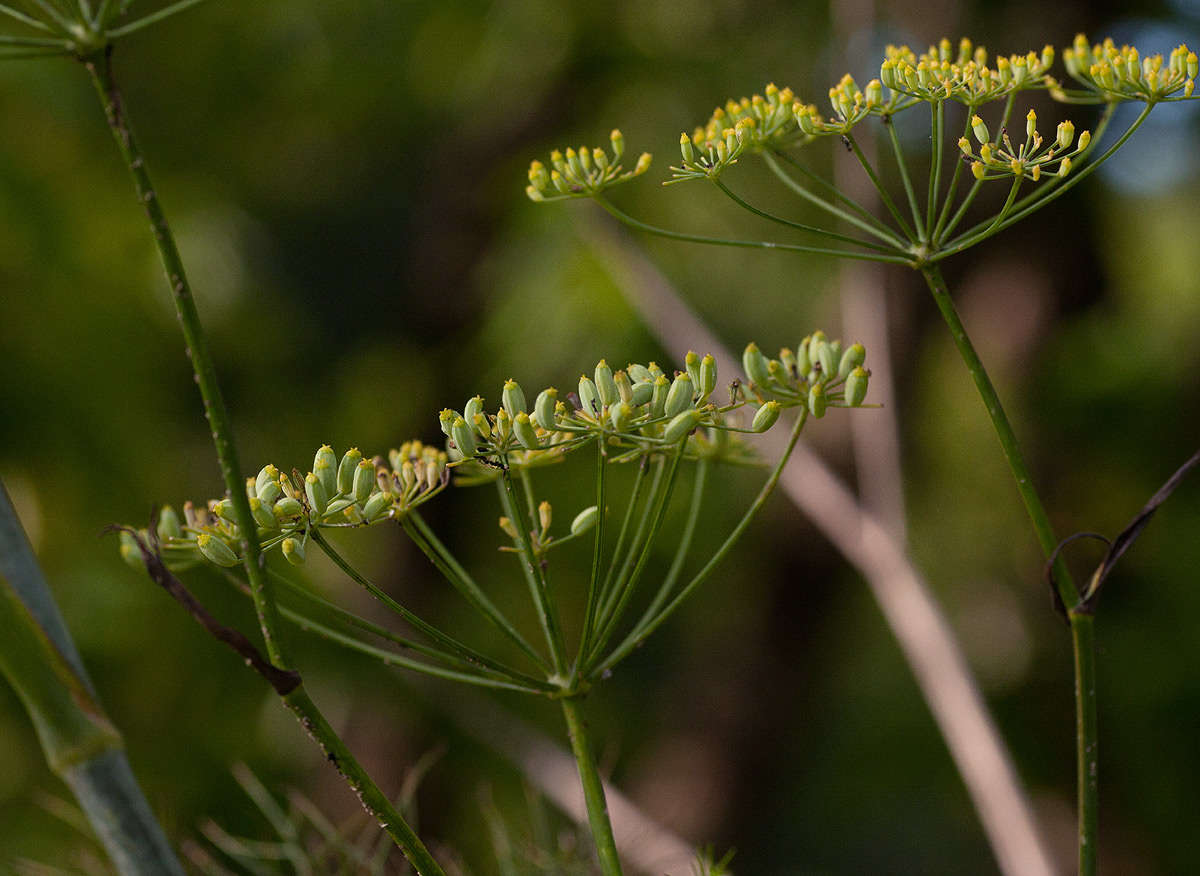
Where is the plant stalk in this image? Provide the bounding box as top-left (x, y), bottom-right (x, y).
top-left (561, 695), bottom-right (623, 876)
top-left (1071, 611), bottom-right (1099, 876)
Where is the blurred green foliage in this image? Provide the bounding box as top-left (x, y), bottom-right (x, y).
top-left (1, 0), bottom-right (1198, 873)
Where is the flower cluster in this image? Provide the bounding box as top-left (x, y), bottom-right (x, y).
top-left (957, 109), bottom-right (1089, 182)
top-left (119, 442), bottom-right (448, 570)
top-left (525, 130), bottom-right (652, 202)
top-left (1058, 35), bottom-right (1197, 102)
top-left (742, 332), bottom-right (870, 418)
top-left (879, 38), bottom-right (1055, 106)
top-left (794, 74), bottom-right (885, 137)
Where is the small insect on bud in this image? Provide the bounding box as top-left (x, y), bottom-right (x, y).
top-left (838, 343), bottom-right (866, 379)
top-left (514, 412), bottom-right (540, 449)
top-left (502, 379), bottom-right (527, 416)
top-left (362, 490), bottom-right (392, 522)
top-left (594, 360), bottom-right (618, 406)
top-left (752, 401), bottom-right (782, 432)
top-left (680, 132), bottom-right (695, 164)
top-left (313, 445), bottom-right (338, 499)
top-left (649, 374), bottom-right (670, 419)
top-left (157, 505), bottom-right (183, 540)
top-left (570, 505), bottom-right (599, 536)
top-left (197, 533), bottom-right (240, 568)
top-left (808, 383), bottom-right (828, 418)
top-left (538, 500), bottom-right (552, 533)
top-left (450, 416), bottom-right (477, 457)
top-left (1025, 109), bottom-right (1037, 140)
top-left (613, 369), bottom-right (634, 404)
top-left (699, 354), bottom-right (717, 399)
top-left (971, 115), bottom-right (989, 144)
top-left (353, 458), bottom-right (376, 504)
top-left (664, 409), bottom-right (703, 443)
top-left (273, 497), bottom-right (303, 521)
top-left (578, 375), bottom-right (600, 416)
top-left (742, 342), bottom-right (772, 388)
top-left (338, 448), bottom-right (362, 495)
top-left (534, 388), bottom-right (558, 430)
top-left (609, 401), bottom-right (633, 432)
top-left (665, 372), bottom-right (695, 417)
top-left (249, 497), bottom-right (278, 530)
top-left (281, 537), bottom-right (306, 566)
top-left (498, 516), bottom-right (519, 540)
top-left (305, 472), bottom-right (330, 517)
top-left (846, 367), bottom-right (870, 406)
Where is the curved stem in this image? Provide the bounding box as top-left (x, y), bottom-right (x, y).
top-left (591, 195), bottom-right (914, 266)
top-left (594, 410), bottom-right (806, 677)
top-left (764, 149), bottom-right (909, 248)
top-left (561, 696), bottom-right (623, 876)
top-left (711, 178), bottom-right (901, 254)
top-left (845, 130), bottom-right (918, 242)
top-left (1071, 611), bottom-right (1099, 876)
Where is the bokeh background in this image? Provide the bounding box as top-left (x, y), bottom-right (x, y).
top-left (1, 0), bottom-right (1198, 872)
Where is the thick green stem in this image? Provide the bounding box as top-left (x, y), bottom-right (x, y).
top-left (560, 696), bottom-right (623, 876)
top-left (1071, 611), bottom-right (1099, 876)
top-left (84, 48), bottom-right (285, 667)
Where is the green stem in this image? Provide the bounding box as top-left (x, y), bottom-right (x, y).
top-left (931, 113), bottom-right (974, 244)
top-left (926, 100), bottom-right (945, 240)
top-left (882, 116), bottom-right (925, 240)
top-left (845, 131), bottom-right (918, 242)
top-left (711, 178), bottom-right (901, 253)
top-left (576, 440), bottom-right (608, 668)
top-left (594, 456), bottom-right (663, 635)
top-left (83, 48), bottom-right (285, 668)
top-left (591, 195), bottom-right (915, 266)
top-left (594, 410), bottom-right (806, 677)
top-left (560, 696), bottom-right (623, 876)
top-left (1071, 611), bottom-right (1099, 876)
top-left (764, 149), bottom-right (908, 248)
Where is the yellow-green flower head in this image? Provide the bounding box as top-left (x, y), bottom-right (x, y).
top-left (689, 83), bottom-right (805, 159)
top-left (525, 131), bottom-right (652, 202)
top-left (880, 38), bottom-right (1055, 107)
top-left (1058, 35), bottom-right (1197, 102)
top-left (742, 335), bottom-right (870, 412)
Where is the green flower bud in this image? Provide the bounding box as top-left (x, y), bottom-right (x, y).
top-left (337, 448), bottom-right (362, 495)
top-left (353, 459), bottom-right (376, 504)
top-left (971, 114), bottom-right (989, 144)
top-left (610, 128), bottom-right (625, 159)
top-left (808, 383), bottom-right (828, 418)
top-left (1056, 120), bottom-right (1075, 150)
top-left (281, 537), bottom-right (306, 566)
top-left (249, 497), bottom-right (277, 530)
top-left (680, 132), bottom-right (695, 164)
top-left (495, 408), bottom-right (513, 443)
top-left (699, 354), bottom-right (717, 399)
top-left (779, 347), bottom-right (797, 379)
top-left (514, 411), bottom-right (540, 449)
top-left (498, 516), bottom-right (519, 539)
top-left (531, 388), bottom-right (557, 430)
top-left (451, 416), bottom-right (477, 457)
top-left (1025, 109), bottom-right (1037, 141)
top-left (816, 340), bottom-right (837, 381)
top-left (578, 375), bottom-right (600, 416)
top-left (213, 498), bottom-right (236, 523)
top-left (362, 491), bottom-right (392, 521)
top-left (463, 395), bottom-right (484, 425)
top-left (594, 360), bottom-right (618, 406)
top-left (795, 336), bottom-right (812, 377)
top-left (256, 464), bottom-right (280, 497)
top-left (570, 505), bottom-right (599, 536)
top-left (197, 533), bottom-right (239, 568)
top-left (752, 401), bottom-right (782, 432)
top-left (665, 372), bottom-right (694, 417)
top-left (742, 342), bottom-right (771, 387)
top-left (327, 498), bottom-right (355, 517)
top-left (971, 161), bottom-right (986, 180)
top-left (157, 505), bottom-right (183, 541)
top-left (684, 351), bottom-right (702, 393)
top-left (1077, 130), bottom-right (1091, 150)
top-left (613, 369), bottom-right (634, 404)
top-left (649, 374), bottom-right (670, 419)
top-left (119, 530), bottom-right (144, 569)
top-left (305, 472), bottom-right (329, 516)
top-left (472, 412), bottom-right (492, 440)
top-left (609, 401), bottom-right (633, 432)
top-left (538, 500), bottom-right (552, 533)
top-left (313, 445), bottom-right (338, 499)
top-left (627, 363), bottom-right (652, 383)
top-left (664, 409), bottom-right (703, 442)
top-left (502, 379), bottom-right (527, 416)
top-left (845, 367), bottom-right (870, 406)
top-left (630, 380), bottom-right (653, 407)
top-left (647, 361), bottom-right (665, 380)
top-left (439, 409), bottom-right (456, 437)
top-left (273, 496), bottom-right (303, 520)
top-left (1188, 51), bottom-right (1198, 80)
top-left (838, 343), bottom-right (866, 379)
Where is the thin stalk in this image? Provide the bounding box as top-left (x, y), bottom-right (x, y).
top-left (594, 454), bottom-right (651, 627)
top-left (106, 0), bottom-right (210, 38)
top-left (931, 113), bottom-right (975, 243)
top-left (711, 178), bottom-right (901, 254)
top-left (926, 100), bottom-right (945, 241)
top-left (882, 116), bottom-right (925, 240)
top-left (594, 456), bottom-right (663, 633)
top-left (499, 465), bottom-right (569, 676)
top-left (0, 3), bottom-right (56, 32)
top-left (934, 102), bottom-right (1139, 261)
top-left (1071, 611), bottom-right (1099, 876)
top-left (576, 440), bottom-right (609, 668)
top-left (591, 195), bottom-right (915, 266)
top-left (765, 148), bottom-right (899, 239)
top-left (594, 410), bottom-right (806, 677)
top-left (85, 42), bottom-right (445, 876)
top-left (402, 511), bottom-right (548, 670)
top-left (623, 458), bottom-right (708, 646)
top-left (978, 175), bottom-right (1022, 240)
top-left (560, 696), bottom-right (623, 876)
top-left (845, 131), bottom-right (918, 242)
top-left (309, 529), bottom-right (551, 691)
